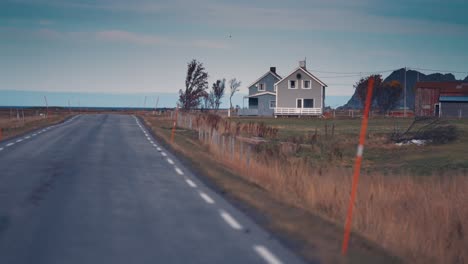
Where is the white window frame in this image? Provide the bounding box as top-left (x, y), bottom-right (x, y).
top-left (302, 80), bottom-right (311, 89)
top-left (274, 84), bottom-right (277, 92)
top-left (269, 100), bottom-right (276, 109)
top-left (296, 98), bottom-right (303, 108)
top-left (303, 98), bottom-right (314, 108)
top-left (258, 83), bottom-right (265, 91)
top-left (288, 80), bottom-right (297, 89)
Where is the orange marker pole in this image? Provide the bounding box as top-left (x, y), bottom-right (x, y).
top-left (170, 106), bottom-right (179, 144)
top-left (342, 77), bottom-right (375, 255)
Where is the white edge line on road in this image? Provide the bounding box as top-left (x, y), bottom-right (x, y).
top-left (175, 167), bottom-right (184, 175)
top-left (161, 152), bottom-right (167, 157)
top-left (185, 178), bottom-right (197, 188)
top-left (199, 191), bottom-right (215, 204)
top-left (6, 143), bottom-right (14, 147)
top-left (253, 245), bottom-right (283, 264)
top-left (167, 158), bottom-right (174, 165)
top-left (219, 209), bottom-right (243, 230)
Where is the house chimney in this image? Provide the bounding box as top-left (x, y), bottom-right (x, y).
top-left (270, 67), bottom-right (276, 73)
top-left (299, 60), bottom-right (306, 69)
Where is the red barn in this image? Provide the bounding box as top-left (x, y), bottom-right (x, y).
top-left (415, 82), bottom-right (468, 118)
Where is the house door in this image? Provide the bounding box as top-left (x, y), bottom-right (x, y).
top-left (434, 103), bottom-right (440, 117)
top-left (296, 99), bottom-right (303, 108)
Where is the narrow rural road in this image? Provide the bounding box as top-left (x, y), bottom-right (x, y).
top-left (0, 114), bottom-right (306, 264)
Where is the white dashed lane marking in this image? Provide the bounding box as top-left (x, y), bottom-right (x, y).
top-left (199, 191), bottom-right (215, 204)
top-left (157, 147), bottom-right (162, 152)
top-left (6, 143), bottom-right (14, 147)
top-left (16, 139), bottom-right (23, 143)
top-left (219, 210), bottom-right (243, 230)
top-left (185, 178), bottom-right (197, 188)
top-left (175, 167), bottom-right (184, 175)
top-left (167, 158), bottom-right (174, 165)
top-left (0, 148), bottom-right (3, 151)
top-left (254, 245), bottom-right (283, 264)
top-left (25, 136), bottom-right (30, 139)
top-left (161, 152), bottom-right (167, 157)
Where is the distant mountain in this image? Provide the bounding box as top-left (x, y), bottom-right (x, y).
top-left (340, 68), bottom-right (462, 109)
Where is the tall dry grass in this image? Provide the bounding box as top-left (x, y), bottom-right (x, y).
top-left (171, 112), bottom-right (468, 263)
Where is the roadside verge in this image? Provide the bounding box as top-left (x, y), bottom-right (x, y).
top-left (140, 115), bottom-right (400, 264)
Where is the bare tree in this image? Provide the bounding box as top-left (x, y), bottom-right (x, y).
top-left (211, 79), bottom-right (225, 110)
top-left (228, 78), bottom-right (242, 110)
top-left (203, 91), bottom-right (215, 110)
top-left (179, 59), bottom-right (209, 110)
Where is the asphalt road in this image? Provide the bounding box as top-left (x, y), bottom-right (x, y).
top-left (0, 114), bottom-right (306, 264)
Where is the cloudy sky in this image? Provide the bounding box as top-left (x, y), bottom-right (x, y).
top-left (1, 0), bottom-right (467, 99)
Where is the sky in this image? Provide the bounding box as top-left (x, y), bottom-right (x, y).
top-left (1, 0), bottom-right (468, 107)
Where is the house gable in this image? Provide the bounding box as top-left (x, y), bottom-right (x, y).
top-left (248, 71), bottom-right (282, 96)
top-left (275, 67), bottom-right (327, 87)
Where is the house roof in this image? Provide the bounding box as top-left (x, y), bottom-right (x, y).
top-left (440, 96), bottom-right (468, 102)
top-left (415, 82), bottom-right (468, 94)
top-left (247, 71), bottom-right (282, 89)
top-left (245, 91), bottom-right (276, 98)
top-left (274, 67), bottom-right (327, 87)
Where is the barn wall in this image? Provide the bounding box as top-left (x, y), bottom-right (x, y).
top-left (441, 102), bottom-right (468, 118)
top-left (415, 88), bottom-right (439, 116)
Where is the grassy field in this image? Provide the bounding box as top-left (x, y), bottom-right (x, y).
top-left (144, 112), bottom-right (467, 264)
top-left (230, 116), bottom-right (468, 175)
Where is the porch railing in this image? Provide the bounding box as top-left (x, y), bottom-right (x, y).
top-left (274, 107), bottom-right (322, 116)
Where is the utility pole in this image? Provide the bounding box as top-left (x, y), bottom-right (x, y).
top-left (403, 67), bottom-right (407, 117)
top-left (154, 96), bottom-right (159, 115)
top-left (44, 96), bottom-right (49, 118)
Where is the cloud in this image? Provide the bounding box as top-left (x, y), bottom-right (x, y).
top-left (38, 19), bottom-right (53, 25)
top-left (95, 30), bottom-right (169, 45)
top-left (191, 39), bottom-right (230, 50)
top-left (2, 27), bottom-right (231, 50)
top-left (188, 3), bottom-right (468, 36)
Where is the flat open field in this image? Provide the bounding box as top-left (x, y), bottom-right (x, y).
top-left (231, 116), bottom-right (468, 175)
top-left (0, 109), bottom-right (70, 140)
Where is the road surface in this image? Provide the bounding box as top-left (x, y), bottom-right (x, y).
top-left (0, 114), bottom-right (306, 264)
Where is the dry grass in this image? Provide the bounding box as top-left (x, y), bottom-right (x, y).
top-left (147, 112), bottom-right (468, 263)
top-left (0, 114), bottom-right (69, 140)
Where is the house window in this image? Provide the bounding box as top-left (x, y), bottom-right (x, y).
top-left (258, 83), bottom-right (265, 91)
top-left (296, 99), bottom-right (302, 108)
top-left (303, 80), bottom-right (311, 89)
top-left (269, 100), bottom-right (276, 109)
top-left (304, 99), bottom-right (314, 108)
top-left (289, 80), bottom-right (296, 89)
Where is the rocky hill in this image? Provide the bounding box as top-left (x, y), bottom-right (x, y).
top-left (340, 68), bottom-right (466, 109)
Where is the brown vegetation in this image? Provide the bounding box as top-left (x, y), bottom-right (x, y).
top-left (147, 112), bottom-right (468, 263)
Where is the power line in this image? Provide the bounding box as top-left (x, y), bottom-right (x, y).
top-left (318, 74), bottom-right (363, 78)
top-left (309, 68), bottom-right (399, 75)
top-left (408, 67), bottom-right (468, 74)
